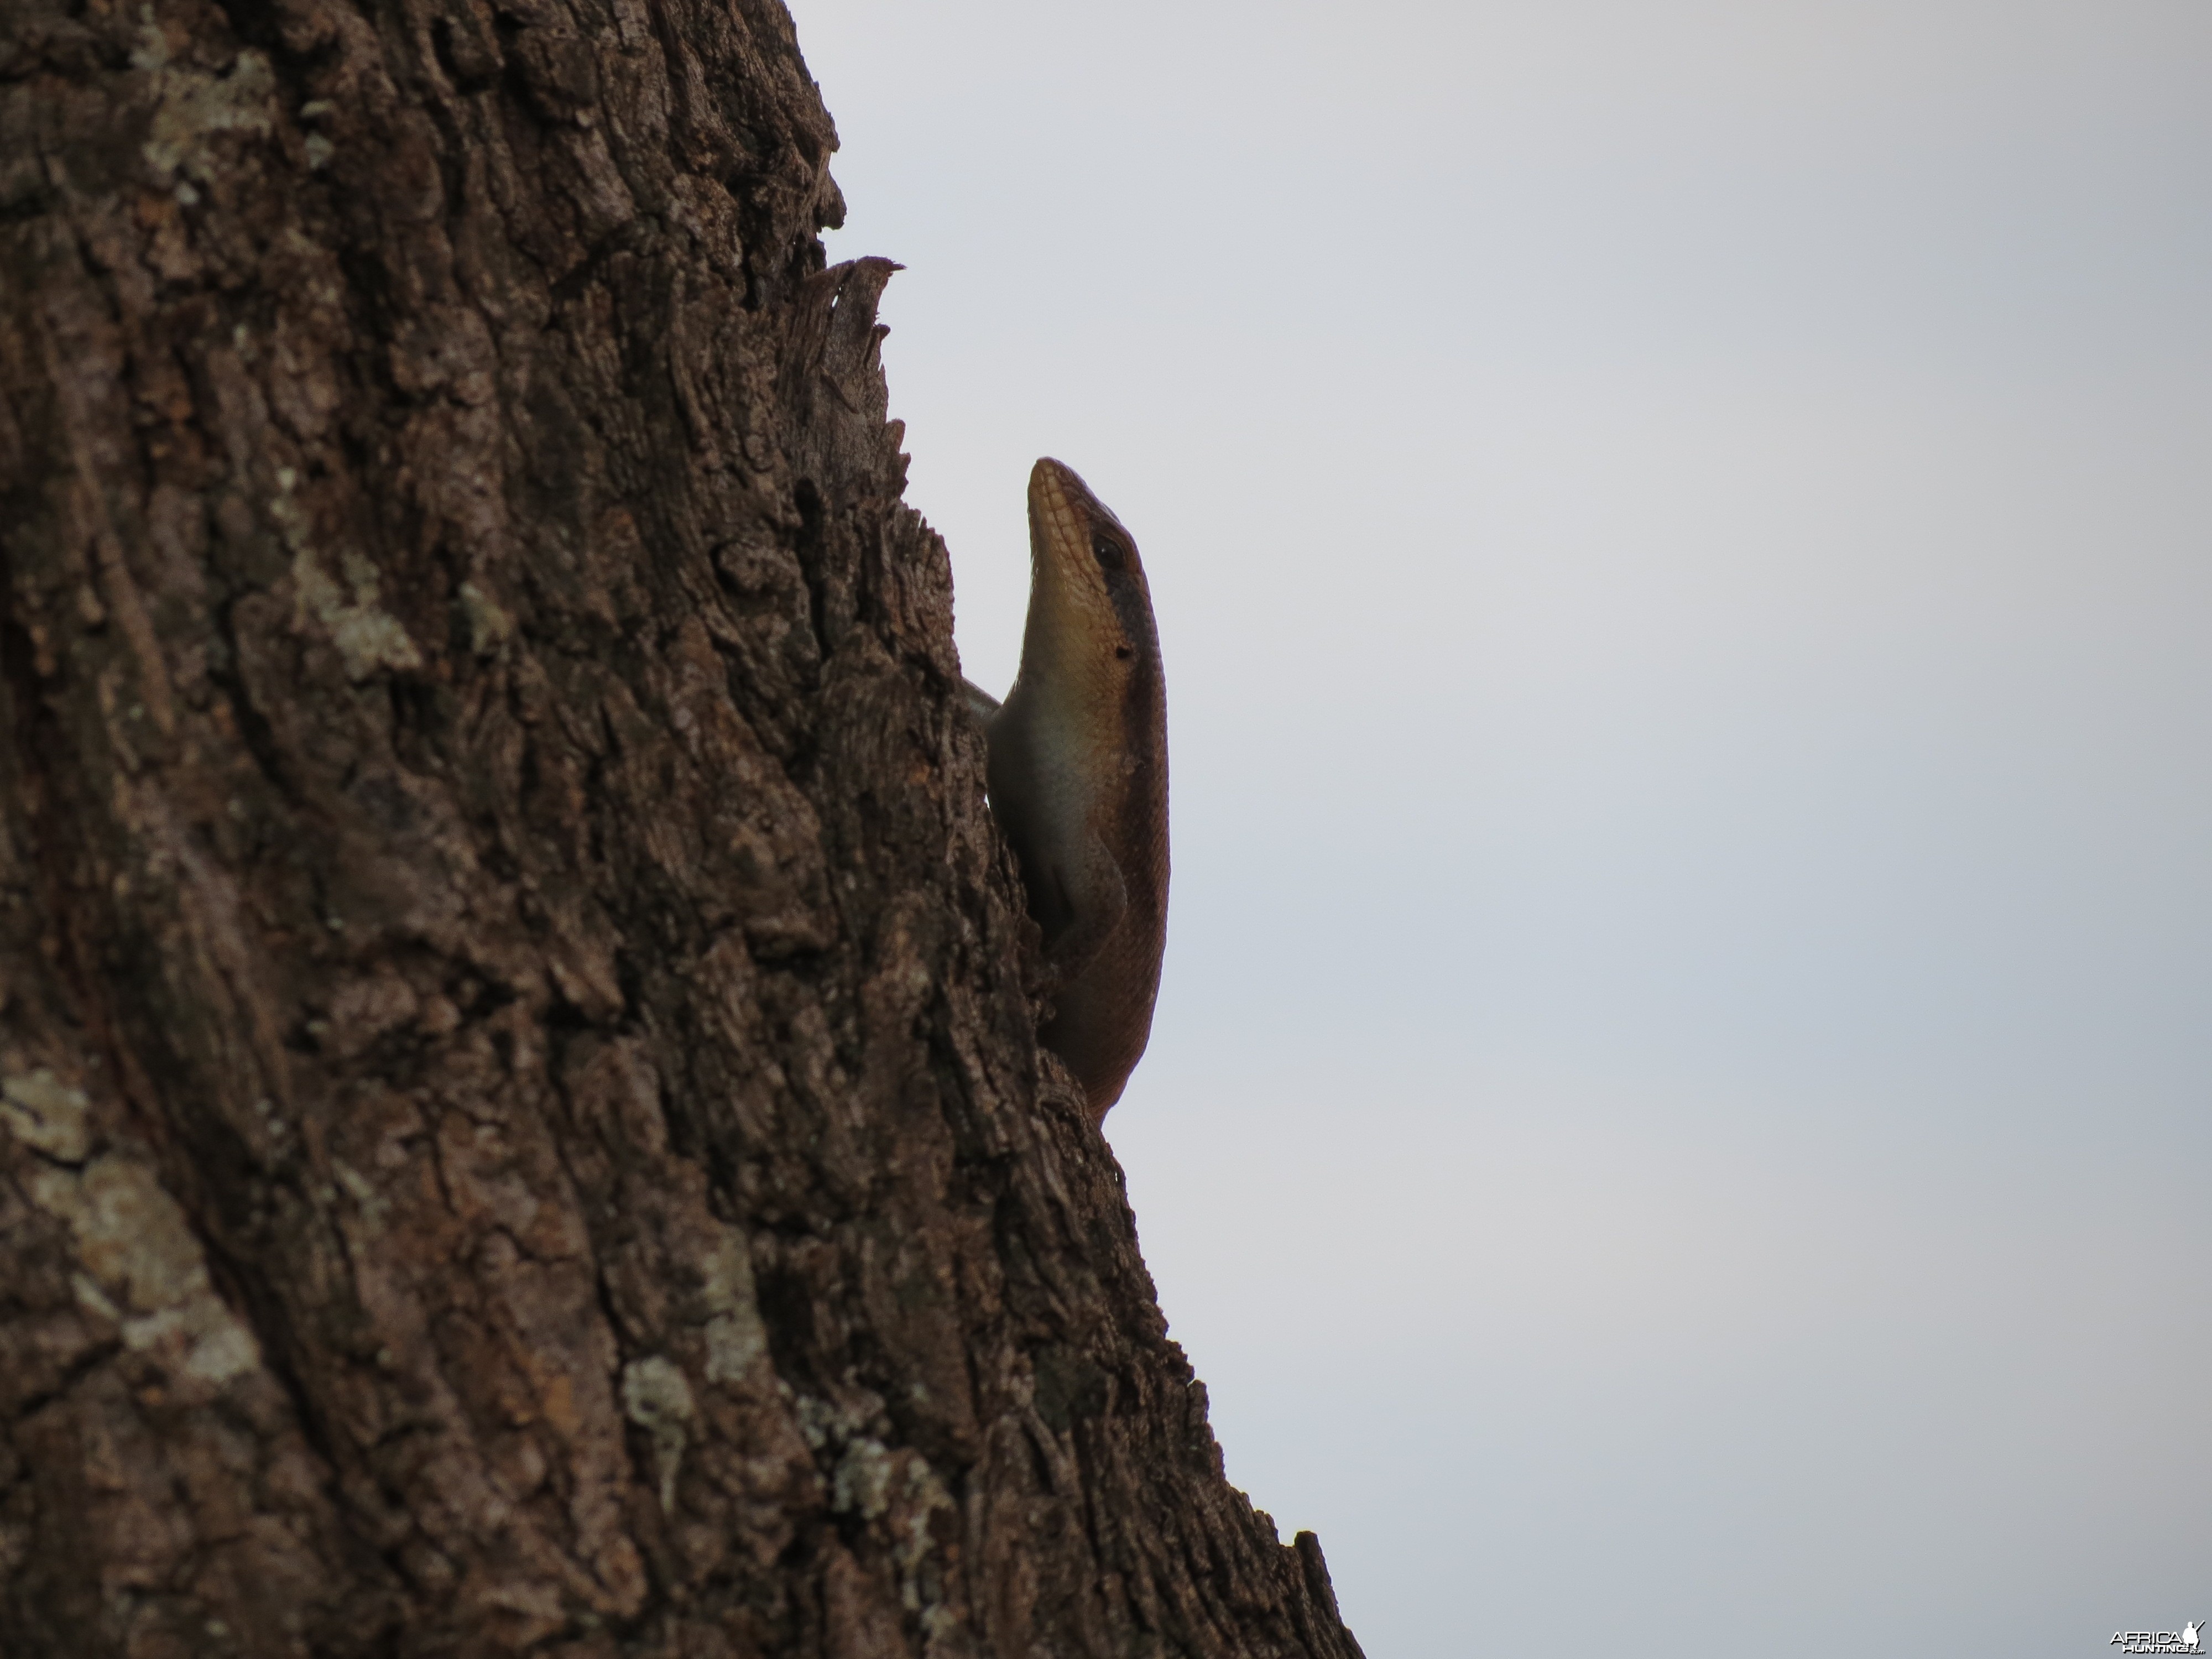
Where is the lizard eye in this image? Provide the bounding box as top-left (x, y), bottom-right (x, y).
top-left (1091, 531), bottom-right (1126, 572)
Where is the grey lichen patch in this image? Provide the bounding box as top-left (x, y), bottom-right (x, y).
top-left (23, 1153), bottom-right (263, 1394)
top-left (70, 1271), bottom-right (121, 1323)
top-left (893, 1457), bottom-right (956, 1612)
top-left (128, 9), bottom-right (170, 70)
top-left (274, 474), bottom-right (423, 679)
top-left (794, 1391), bottom-right (862, 1453)
top-left (2, 1068), bottom-right (93, 1162)
top-left (332, 1160), bottom-right (390, 1234)
top-left (700, 1228), bottom-right (768, 1385)
top-left (134, 10), bottom-right (277, 187)
top-left (620, 1356), bottom-right (695, 1513)
top-left (828, 1439), bottom-right (956, 1615)
top-left (457, 581), bottom-right (515, 658)
top-left (294, 548), bottom-right (425, 679)
top-left (831, 1437), bottom-right (893, 1520)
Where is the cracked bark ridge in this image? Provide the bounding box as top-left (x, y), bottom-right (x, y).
top-left (0, 0), bottom-right (1368, 1652)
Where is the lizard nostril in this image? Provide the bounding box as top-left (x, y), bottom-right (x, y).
top-left (1115, 646), bottom-right (1132, 660)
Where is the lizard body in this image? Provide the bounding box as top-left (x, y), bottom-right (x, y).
top-left (967, 458), bottom-right (1168, 1121)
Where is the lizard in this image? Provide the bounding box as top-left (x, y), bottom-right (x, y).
top-left (963, 458), bottom-right (1169, 1123)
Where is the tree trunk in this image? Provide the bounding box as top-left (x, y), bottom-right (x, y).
top-left (0, 0), bottom-right (1366, 1652)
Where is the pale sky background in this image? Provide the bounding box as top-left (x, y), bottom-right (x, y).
top-left (787, 4), bottom-right (2211, 1654)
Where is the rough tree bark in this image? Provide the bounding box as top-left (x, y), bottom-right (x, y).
top-left (0, 0), bottom-right (1370, 1653)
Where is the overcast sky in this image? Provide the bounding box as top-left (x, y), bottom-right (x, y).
top-left (787, 4), bottom-right (2211, 1653)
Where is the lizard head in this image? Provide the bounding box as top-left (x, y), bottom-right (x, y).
top-left (1023, 457), bottom-right (1159, 694)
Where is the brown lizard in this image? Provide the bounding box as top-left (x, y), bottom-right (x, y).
top-left (964, 458), bottom-right (1169, 1121)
